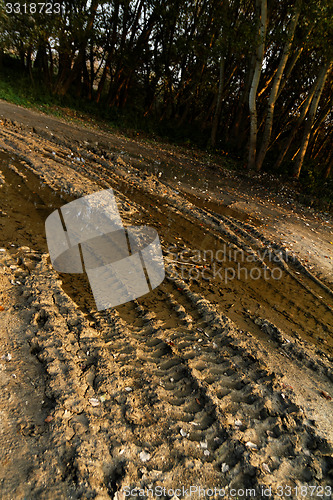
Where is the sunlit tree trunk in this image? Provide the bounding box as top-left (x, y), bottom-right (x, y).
top-left (293, 61), bottom-right (332, 178)
top-left (276, 45), bottom-right (304, 99)
top-left (274, 79), bottom-right (317, 169)
top-left (248, 0), bottom-right (267, 170)
top-left (255, 0), bottom-right (301, 171)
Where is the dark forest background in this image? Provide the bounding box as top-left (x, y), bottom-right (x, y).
top-left (0, 0), bottom-right (332, 199)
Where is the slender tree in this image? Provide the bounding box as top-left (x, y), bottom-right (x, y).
top-left (255, 0), bottom-right (302, 171)
top-left (248, 0), bottom-right (267, 170)
top-left (293, 60), bottom-right (332, 178)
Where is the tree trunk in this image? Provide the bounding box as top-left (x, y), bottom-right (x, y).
top-left (26, 47), bottom-right (33, 83)
top-left (324, 153), bottom-right (332, 179)
top-left (96, 0), bottom-right (120, 103)
top-left (276, 45), bottom-right (304, 99)
top-left (34, 41), bottom-right (50, 85)
top-left (231, 54), bottom-right (255, 146)
top-left (293, 61), bottom-right (332, 178)
top-left (274, 78), bottom-right (317, 169)
top-left (255, 0), bottom-right (301, 171)
top-left (307, 101), bottom-right (332, 157)
top-left (210, 57), bottom-right (225, 147)
top-left (248, 0), bottom-right (267, 170)
top-left (55, 0), bottom-right (99, 96)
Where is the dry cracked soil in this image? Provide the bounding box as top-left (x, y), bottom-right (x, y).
top-left (0, 101), bottom-right (332, 500)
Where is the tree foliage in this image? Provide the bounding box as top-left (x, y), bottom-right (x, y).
top-left (0, 0), bottom-right (332, 180)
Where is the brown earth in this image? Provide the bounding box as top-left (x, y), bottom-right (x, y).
top-left (0, 100), bottom-right (332, 499)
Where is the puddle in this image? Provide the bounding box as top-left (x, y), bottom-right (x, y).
top-left (0, 151), bottom-right (67, 252)
top-left (0, 151), bottom-right (95, 313)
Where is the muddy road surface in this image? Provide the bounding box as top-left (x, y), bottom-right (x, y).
top-left (0, 101), bottom-right (332, 499)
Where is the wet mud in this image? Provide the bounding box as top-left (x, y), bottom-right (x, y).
top-left (0, 109), bottom-right (332, 499)
top-left (0, 151), bottom-right (332, 355)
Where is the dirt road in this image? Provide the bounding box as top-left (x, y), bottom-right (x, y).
top-left (0, 101), bottom-right (332, 499)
